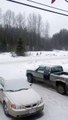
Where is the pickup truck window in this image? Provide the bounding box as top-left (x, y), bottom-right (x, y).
top-left (36, 67), bottom-right (45, 73)
top-left (51, 66), bottom-right (63, 73)
top-left (44, 67), bottom-right (50, 74)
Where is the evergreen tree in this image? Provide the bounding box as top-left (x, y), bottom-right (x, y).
top-left (16, 38), bottom-right (25, 56)
top-left (0, 40), bottom-right (7, 52)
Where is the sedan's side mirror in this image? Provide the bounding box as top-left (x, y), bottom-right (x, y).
top-left (0, 84), bottom-right (4, 91)
top-left (30, 83), bottom-right (32, 86)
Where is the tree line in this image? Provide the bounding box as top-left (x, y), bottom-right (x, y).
top-left (0, 9), bottom-right (68, 55)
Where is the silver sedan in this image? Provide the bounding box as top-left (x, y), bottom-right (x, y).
top-left (0, 78), bottom-right (44, 118)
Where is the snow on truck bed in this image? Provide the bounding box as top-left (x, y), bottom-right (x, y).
top-left (59, 74), bottom-right (68, 78)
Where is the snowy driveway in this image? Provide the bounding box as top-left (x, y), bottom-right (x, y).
top-left (0, 51), bottom-right (68, 120)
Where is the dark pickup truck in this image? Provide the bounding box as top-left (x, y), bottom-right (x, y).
top-left (26, 65), bottom-right (68, 95)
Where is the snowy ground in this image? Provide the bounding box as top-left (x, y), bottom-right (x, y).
top-left (0, 50), bottom-right (68, 120)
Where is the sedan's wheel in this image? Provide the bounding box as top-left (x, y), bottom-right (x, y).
top-left (3, 102), bottom-right (9, 116)
top-left (27, 74), bottom-right (33, 83)
top-left (57, 84), bottom-right (66, 95)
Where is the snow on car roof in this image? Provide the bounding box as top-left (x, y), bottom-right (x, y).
top-left (39, 64), bottom-right (62, 68)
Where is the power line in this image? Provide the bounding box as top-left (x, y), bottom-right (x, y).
top-left (65, 0), bottom-right (68, 2)
top-left (27, 0), bottom-right (68, 13)
top-left (6, 0), bottom-right (68, 17)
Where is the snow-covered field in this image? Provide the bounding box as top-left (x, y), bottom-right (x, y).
top-left (0, 50), bottom-right (68, 120)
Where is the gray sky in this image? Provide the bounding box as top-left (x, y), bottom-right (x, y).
top-left (0, 0), bottom-right (68, 37)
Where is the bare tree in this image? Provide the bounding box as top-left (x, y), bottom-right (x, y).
top-left (43, 21), bottom-right (50, 39)
top-left (27, 13), bottom-right (37, 33)
top-left (36, 14), bottom-right (42, 35)
top-left (27, 13), bottom-right (43, 50)
top-left (3, 10), bottom-right (15, 27)
top-left (36, 14), bottom-right (42, 50)
top-left (0, 8), bottom-right (2, 26)
top-left (16, 13), bottom-right (26, 29)
top-left (27, 13), bottom-right (38, 50)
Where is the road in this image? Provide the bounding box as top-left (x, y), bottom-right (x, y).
top-left (0, 82), bottom-right (68, 120)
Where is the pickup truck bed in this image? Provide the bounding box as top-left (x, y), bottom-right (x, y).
top-left (60, 74), bottom-right (68, 78)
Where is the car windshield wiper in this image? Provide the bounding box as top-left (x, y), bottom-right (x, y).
top-left (16, 88), bottom-right (29, 91)
top-left (6, 90), bottom-right (15, 92)
top-left (6, 88), bottom-right (29, 92)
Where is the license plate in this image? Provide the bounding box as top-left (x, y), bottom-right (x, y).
top-left (29, 108), bottom-right (36, 114)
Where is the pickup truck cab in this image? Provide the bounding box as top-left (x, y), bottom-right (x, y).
top-left (26, 65), bottom-right (68, 95)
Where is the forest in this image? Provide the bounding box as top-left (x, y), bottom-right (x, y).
top-left (0, 9), bottom-right (68, 54)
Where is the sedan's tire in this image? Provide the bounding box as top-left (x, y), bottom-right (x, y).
top-left (27, 74), bottom-right (33, 83)
top-left (56, 84), bottom-right (66, 95)
top-left (3, 102), bottom-right (9, 116)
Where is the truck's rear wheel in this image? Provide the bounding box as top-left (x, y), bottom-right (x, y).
top-left (27, 74), bottom-right (33, 83)
top-left (57, 84), bottom-right (66, 95)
